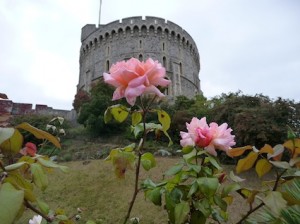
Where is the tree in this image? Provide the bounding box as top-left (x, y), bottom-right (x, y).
top-left (77, 81), bottom-right (126, 136)
top-left (73, 89), bottom-right (90, 113)
top-left (209, 92), bottom-right (300, 147)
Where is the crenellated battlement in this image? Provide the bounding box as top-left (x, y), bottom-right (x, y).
top-left (80, 16), bottom-right (199, 63)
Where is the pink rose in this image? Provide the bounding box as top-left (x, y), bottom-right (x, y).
top-left (180, 117), bottom-right (235, 156)
top-left (20, 142), bottom-right (37, 156)
top-left (103, 58), bottom-right (171, 106)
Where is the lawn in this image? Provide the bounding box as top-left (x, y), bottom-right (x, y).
top-left (17, 158), bottom-right (273, 224)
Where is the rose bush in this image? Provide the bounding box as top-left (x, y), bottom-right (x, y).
top-left (103, 58), bottom-right (300, 224)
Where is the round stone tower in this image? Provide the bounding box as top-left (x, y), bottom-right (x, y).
top-left (78, 16), bottom-right (201, 100)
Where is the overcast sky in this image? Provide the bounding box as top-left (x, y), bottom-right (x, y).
top-left (1, 0), bottom-right (299, 110)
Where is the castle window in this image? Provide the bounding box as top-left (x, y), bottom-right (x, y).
top-left (106, 60), bottom-right (110, 71)
top-left (139, 40), bottom-right (142, 48)
top-left (163, 56), bottom-right (167, 68)
top-left (162, 42), bottom-right (165, 51)
top-left (149, 25), bottom-right (155, 33)
top-left (139, 54), bottom-right (143, 62)
top-left (107, 46), bottom-right (110, 55)
top-left (125, 26), bottom-right (131, 37)
top-left (141, 25), bottom-right (147, 36)
top-left (180, 62), bottom-right (183, 75)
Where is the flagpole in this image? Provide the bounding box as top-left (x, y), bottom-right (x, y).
top-left (98, 0), bottom-right (102, 27)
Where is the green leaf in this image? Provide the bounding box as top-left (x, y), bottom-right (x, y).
top-left (187, 163), bottom-right (201, 173)
top-left (104, 108), bottom-right (113, 124)
top-left (194, 199), bottom-right (211, 217)
top-left (263, 191), bottom-right (287, 216)
top-left (213, 195), bottom-right (227, 211)
top-left (110, 105), bottom-right (129, 123)
top-left (31, 163), bottom-right (48, 191)
top-left (183, 148), bottom-right (197, 162)
top-left (165, 164), bottom-right (184, 176)
top-left (187, 181), bottom-right (198, 198)
top-left (222, 182), bottom-right (241, 197)
top-left (142, 178), bottom-right (157, 189)
top-left (16, 122), bottom-right (61, 149)
top-left (182, 146), bottom-right (194, 154)
top-left (141, 152), bottom-right (156, 171)
top-left (132, 123), bottom-right (162, 138)
top-left (0, 127), bottom-right (14, 145)
top-left (132, 111), bottom-right (142, 126)
top-left (190, 210), bottom-right (206, 224)
top-left (37, 157), bottom-right (69, 173)
top-left (123, 143), bottom-right (136, 152)
top-left (0, 129), bottom-right (23, 154)
top-left (197, 177), bottom-right (219, 197)
top-left (145, 187), bottom-right (162, 206)
top-left (4, 172), bottom-right (36, 202)
top-left (174, 201), bottom-right (190, 224)
top-left (5, 161), bottom-right (27, 171)
top-left (205, 156), bottom-right (222, 170)
top-left (37, 199), bottom-right (50, 215)
top-left (0, 183), bottom-right (24, 224)
top-left (157, 110), bottom-right (171, 131)
top-left (269, 161), bottom-right (291, 169)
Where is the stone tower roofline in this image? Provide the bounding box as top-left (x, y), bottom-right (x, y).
top-left (80, 16), bottom-right (200, 70)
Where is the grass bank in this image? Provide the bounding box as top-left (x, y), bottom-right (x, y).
top-left (18, 158), bottom-right (273, 224)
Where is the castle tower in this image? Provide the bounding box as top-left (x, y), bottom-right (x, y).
top-left (77, 16), bottom-right (201, 100)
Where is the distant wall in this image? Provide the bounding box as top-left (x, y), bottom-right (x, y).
top-left (0, 99), bottom-right (76, 126)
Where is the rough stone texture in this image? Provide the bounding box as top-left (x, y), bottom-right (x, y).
top-left (0, 100), bottom-right (13, 115)
top-left (78, 16), bottom-right (201, 100)
top-left (12, 103), bottom-right (33, 115)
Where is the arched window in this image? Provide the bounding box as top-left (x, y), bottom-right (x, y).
top-left (139, 40), bottom-right (142, 48)
top-left (139, 54), bottom-right (143, 62)
top-left (162, 42), bottom-right (165, 51)
top-left (107, 46), bottom-right (110, 55)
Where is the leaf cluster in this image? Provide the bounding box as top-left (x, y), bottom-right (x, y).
top-left (0, 123), bottom-right (71, 223)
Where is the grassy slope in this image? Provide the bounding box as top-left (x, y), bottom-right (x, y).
top-left (17, 158), bottom-right (274, 224)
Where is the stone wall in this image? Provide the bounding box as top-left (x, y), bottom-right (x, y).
top-left (0, 99), bottom-right (76, 127)
top-left (78, 16), bottom-right (201, 100)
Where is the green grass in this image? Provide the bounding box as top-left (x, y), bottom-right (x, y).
top-left (17, 158), bottom-right (273, 224)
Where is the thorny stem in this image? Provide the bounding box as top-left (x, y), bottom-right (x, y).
top-left (24, 200), bottom-right (53, 223)
top-left (123, 97), bottom-right (154, 224)
top-left (235, 168), bottom-right (287, 224)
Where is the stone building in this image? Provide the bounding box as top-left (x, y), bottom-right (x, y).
top-left (77, 16), bottom-right (201, 100)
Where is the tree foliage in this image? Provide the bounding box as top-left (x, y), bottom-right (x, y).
top-left (168, 92), bottom-right (300, 148)
top-left (209, 92), bottom-right (300, 147)
top-left (77, 81), bottom-right (126, 136)
top-left (73, 89), bottom-right (90, 113)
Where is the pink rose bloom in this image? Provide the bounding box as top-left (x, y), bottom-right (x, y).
top-left (180, 117), bottom-right (235, 156)
top-left (103, 58), bottom-right (171, 106)
top-left (20, 142), bottom-right (37, 157)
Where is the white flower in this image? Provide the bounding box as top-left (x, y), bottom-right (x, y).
top-left (29, 215), bottom-right (42, 224)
